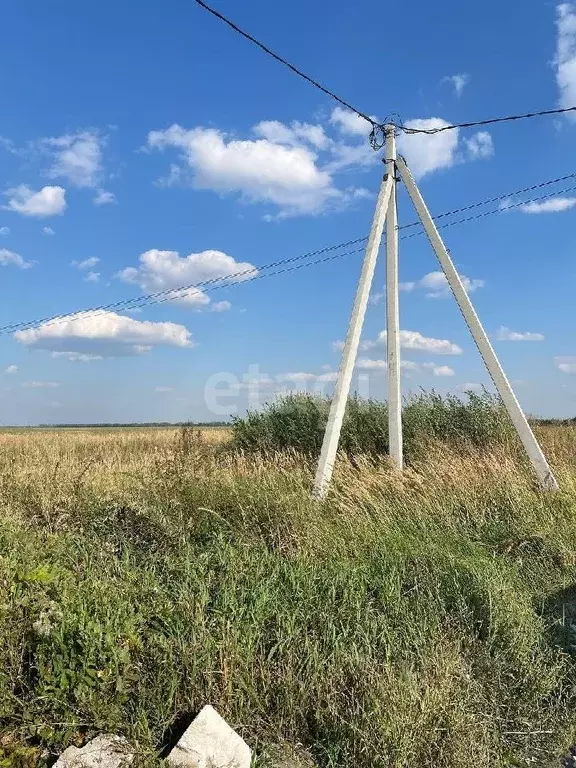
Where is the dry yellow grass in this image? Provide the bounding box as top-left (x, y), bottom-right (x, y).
top-left (2, 423), bottom-right (576, 767)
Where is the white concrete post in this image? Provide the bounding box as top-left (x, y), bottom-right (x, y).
top-left (312, 170), bottom-right (394, 499)
top-left (385, 126), bottom-right (403, 469)
top-left (396, 155), bottom-right (559, 491)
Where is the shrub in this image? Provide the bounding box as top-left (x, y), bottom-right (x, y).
top-left (231, 389), bottom-right (515, 460)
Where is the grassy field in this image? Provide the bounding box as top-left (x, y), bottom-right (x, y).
top-left (2, 417), bottom-right (576, 767)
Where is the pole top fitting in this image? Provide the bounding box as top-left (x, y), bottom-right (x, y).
top-left (383, 114), bottom-right (402, 138)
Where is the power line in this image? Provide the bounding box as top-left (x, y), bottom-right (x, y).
top-left (0, 246), bottom-right (367, 338)
top-left (194, 0), bottom-right (576, 141)
top-left (402, 181), bottom-right (576, 239)
top-left (3, 169), bottom-right (575, 336)
top-left (399, 170), bottom-right (576, 231)
top-left (194, 0), bottom-right (380, 131)
top-left (0, 237), bottom-right (367, 335)
top-left (401, 106), bottom-right (576, 135)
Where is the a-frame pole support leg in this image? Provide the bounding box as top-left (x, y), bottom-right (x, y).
top-left (396, 155), bottom-right (559, 492)
top-left (312, 164), bottom-right (394, 499)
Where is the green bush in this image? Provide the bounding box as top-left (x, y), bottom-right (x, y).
top-left (231, 390), bottom-right (515, 460)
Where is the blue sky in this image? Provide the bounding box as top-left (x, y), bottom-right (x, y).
top-left (0, 0), bottom-right (575, 424)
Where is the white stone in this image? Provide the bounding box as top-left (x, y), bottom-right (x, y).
top-left (166, 705), bottom-right (251, 768)
top-left (54, 735), bottom-right (134, 768)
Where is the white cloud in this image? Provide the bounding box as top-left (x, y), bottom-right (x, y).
top-left (363, 329), bottom-right (462, 355)
top-left (442, 74), bottom-right (469, 97)
top-left (329, 106), bottom-right (374, 137)
top-left (397, 119), bottom-right (493, 178)
top-left (556, 3), bottom-right (576, 119)
top-left (497, 326), bottom-right (545, 341)
top-left (0, 248), bottom-right (33, 269)
top-left (425, 363), bottom-right (455, 377)
top-left (5, 365), bottom-right (17, 374)
top-left (397, 119), bottom-right (460, 177)
top-left (276, 371), bottom-right (338, 385)
top-left (15, 311), bottom-right (193, 358)
top-left (0, 226), bottom-right (9, 236)
top-left (118, 249), bottom-right (256, 309)
top-left (51, 351), bottom-right (103, 362)
top-left (4, 185), bottom-right (66, 217)
top-left (84, 271), bottom-right (100, 283)
top-left (210, 300), bottom-right (231, 312)
top-left (147, 124), bottom-right (343, 217)
top-left (43, 131), bottom-right (103, 187)
top-left (520, 197), bottom-right (576, 213)
top-left (72, 256), bottom-right (99, 270)
top-left (254, 120), bottom-right (330, 150)
top-left (42, 226), bottom-right (55, 236)
top-left (276, 371), bottom-right (319, 383)
top-left (459, 382), bottom-right (483, 391)
top-left (392, 271), bottom-right (483, 299)
top-left (356, 358), bottom-right (387, 370)
top-left (465, 131), bottom-right (494, 159)
top-left (93, 189), bottom-right (116, 206)
top-left (356, 358), bottom-right (454, 376)
top-left (22, 381), bottom-right (60, 389)
top-left (417, 270), bottom-right (485, 298)
top-left (147, 117), bottom-right (373, 217)
top-left (555, 356), bottom-right (576, 373)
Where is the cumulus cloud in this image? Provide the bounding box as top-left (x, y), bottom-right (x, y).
top-left (147, 113), bottom-right (380, 217)
top-left (0, 226), bottom-right (9, 236)
top-left (555, 356), bottom-right (576, 373)
top-left (147, 123), bottom-right (353, 217)
top-left (147, 109), bottom-right (495, 214)
top-left (391, 271), bottom-right (484, 298)
top-left (423, 363), bottom-right (455, 376)
top-left (42, 226), bottom-right (55, 235)
top-left (0, 248), bottom-right (33, 269)
top-left (556, 3), bottom-right (576, 119)
top-left (93, 189), bottom-right (116, 205)
top-left (520, 197), bottom-right (576, 213)
top-left (118, 249), bottom-right (256, 309)
top-left (397, 119), bottom-right (493, 178)
top-left (465, 131), bottom-right (494, 159)
top-left (356, 358), bottom-right (454, 376)
top-left (442, 74), bottom-right (469, 97)
top-left (329, 106), bottom-right (374, 136)
top-left (5, 365), bottom-right (17, 374)
top-left (15, 311), bottom-right (194, 358)
top-left (416, 270), bottom-right (484, 298)
top-left (210, 300), bottom-right (232, 312)
top-left (84, 270), bottom-right (100, 283)
top-left (4, 185), bottom-right (66, 217)
top-left (72, 256), bottom-right (99, 270)
top-left (362, 329), bottom-right (462, 355)
top-left (497, 326), bottom-right (545, 341)
top-left (43, 131), bottom-right (103, 187)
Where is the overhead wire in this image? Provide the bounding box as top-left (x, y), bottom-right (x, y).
top-left (194, 0), bottom-right (576, 144)
top-left (2, 169), bottom-right (576, 337)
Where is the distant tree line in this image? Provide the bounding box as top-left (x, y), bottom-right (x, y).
top-left (35, 421), bottom-right (230, 428)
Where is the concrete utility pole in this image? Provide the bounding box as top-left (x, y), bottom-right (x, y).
top-left (312, 129), bottom-right (559, 498)
top-left (385, 127), bottom-right (402, 470)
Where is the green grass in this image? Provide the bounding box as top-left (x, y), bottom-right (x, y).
top-left (230, 391), bottom-right (515, 461)
top-left (1, 424), bottom-right (576, 767)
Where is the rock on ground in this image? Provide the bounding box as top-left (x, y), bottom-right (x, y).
top-left (54, 735), bottom-right (134, 768)
top-left (166, 705), bottom-right (251, 768)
